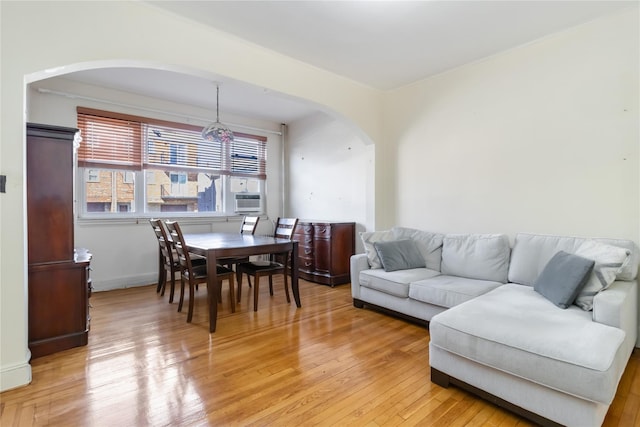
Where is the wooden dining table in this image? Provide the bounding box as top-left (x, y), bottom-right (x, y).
top-left (182, 232), bottom-right (300, 332)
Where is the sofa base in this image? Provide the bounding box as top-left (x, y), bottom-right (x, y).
top-left (352, 298), bottom-right (430, 328)
top-left (430, 367), bottom-right (562, 427)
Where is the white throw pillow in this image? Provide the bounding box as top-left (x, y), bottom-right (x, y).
top-left (360, 230), bottom-right (394, 269)
top-left (574, 240), bottom-right (630, 311)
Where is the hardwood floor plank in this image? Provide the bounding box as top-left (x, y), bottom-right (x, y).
top-left (0, 403), bottom-right (19, 427)
top-left (307, 354), bottom-right (429, 425)
top-left (1, 280), bottom-right (638, 426)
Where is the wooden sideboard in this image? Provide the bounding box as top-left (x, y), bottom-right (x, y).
top-left (293, 221), bottom-right (355, 286)
top-left (27, 123), bottom-right (91, 359)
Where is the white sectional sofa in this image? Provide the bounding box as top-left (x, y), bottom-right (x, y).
top-left (350, 228), bottom-right (639, 427)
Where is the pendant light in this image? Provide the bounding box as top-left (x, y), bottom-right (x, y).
top-left (202, 83), bottom-right (234, 143)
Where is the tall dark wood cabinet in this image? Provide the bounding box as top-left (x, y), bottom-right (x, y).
top-left (27, 123), bottom-right (90, 359)
top-left (293, 221), bottom-right (355, 286)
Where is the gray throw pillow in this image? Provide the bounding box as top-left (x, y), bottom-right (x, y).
top-left (533, 251), bottom-right (595, 309)
top-left (374, 239), bottom-right (426, 272)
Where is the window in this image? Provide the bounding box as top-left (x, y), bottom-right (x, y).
top-left (82, 169), bottom-right (135, 213)
top-left (86, 169), bottom-right (100, 182)
top-left (76, 107), bottom-right (267, 217)
top-left (123, 171), bottom-right (134, 184)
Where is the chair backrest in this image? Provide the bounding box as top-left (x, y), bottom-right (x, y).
top-left (274, 218), bottom-right (298, 240)
top-left (150, 218), bottom-right (175, 267)
top-left (165, 221), bottom-right (191, 272)
top-left (240, 216), bottom-right (259, 235)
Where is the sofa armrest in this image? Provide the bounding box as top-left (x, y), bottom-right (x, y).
top-left (593, 280), bottom-right (638, 350)
top-left (351, 253), bottom-right (370, 299)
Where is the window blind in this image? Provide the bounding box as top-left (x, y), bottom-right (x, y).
top-left (76, 107), bottom-right (267, 179)
top-left (144, 124), bottom-right (224, 173)
top-left (230, 137), bottom-right (266, 179)
top-left (77, 111), bottom-right (143, 171)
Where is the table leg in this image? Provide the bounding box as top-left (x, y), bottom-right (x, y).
top-left (207, 250), bottom-right (219, 333)
top-left (290, 241), bottom-right (301, 307)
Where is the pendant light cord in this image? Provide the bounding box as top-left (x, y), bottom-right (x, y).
top-left (216, 85), bottom-right (220, 123)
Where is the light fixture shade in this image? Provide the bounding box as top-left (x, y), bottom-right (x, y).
top-left (202, 122), bottom-right (234, 143)
top-left (202, 83), bottom-right (234, 143)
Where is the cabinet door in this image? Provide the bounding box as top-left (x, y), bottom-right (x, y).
top-left (28, 263), bottom-right (88, 343)
top-left (27, 127), bottom-right (75, 264)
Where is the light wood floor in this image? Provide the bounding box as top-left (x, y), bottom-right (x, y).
top-left (1, 278), bottom-right (639, 426)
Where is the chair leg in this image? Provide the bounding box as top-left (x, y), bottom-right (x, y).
top-left (186, 278), bottom-right (196, 323)
top-left (177, 276), bottom-right (185, 313)
top-left (168, 267), bottom-right (177, 303)
top-left (156, 249), bottom-right (164, 293)
top-left (284, 271), bottom-right (291, 303)
top-left (269, 276), bottom-right (274, 296)
top-left (253, 274), bottom-right (260, 312)
top-left (228, 275), bottom-right (236, 313)
top-left (235, 267), bottom-right (242, 289)
top-left (237, 270), bottom-right (243, 303)
top-left (158, 264), bottom-right (166, 295)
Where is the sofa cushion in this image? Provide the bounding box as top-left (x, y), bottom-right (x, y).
top-left (359, 268), bottom-right (440, 298)
top-left (360, 230), bottom-right (394, 269)
top-left (374, 239), bottom-right (426, 272)
top-left (429, 284), bottom-right (627, 404)
top-left (509, 234), bottom-right (582, 286)
top-left (508, 233), bottom-right (638, 286)
top-left (574, 240), bottom-right (631, 311)
top-left (409, 275), bottom-right (502, 308)
top-left (392, 227), bottom-right (444, 271)
top-left (595, 238), bottom-right (639, 281)
top-left (441, 234), bottom-right (511, 283)
top-left (533, 251), bottom-right (594, 309)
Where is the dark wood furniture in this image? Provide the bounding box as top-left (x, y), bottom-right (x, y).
top-left (218, 215), bottom-right (260, 282)
top-left (237, 218), bottom-right (299, 312)
top-left (182, 232), bottom-right (300, 332)
top-left (149, 218), bottom-right (205, 302)
top-left (27, 123), bottom-right (91, 359)
top-left (150, 219), bottom-right (179, 299)
top-left (239, 216), bottom-right (260, 235)
top-left (165, 221), bottom-right (236, 322)
top-left (293, 221), bottom-right (355, 286)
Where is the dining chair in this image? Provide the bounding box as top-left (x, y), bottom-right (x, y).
top-left (149, 218), bottom-right (179, 301)
top-left (149, 219), bottom-right (206, 303)
top-left (218, 216), bottom-right (260, 282)
top-left (236, 217), bottom-right (298, 312)
top-left (165, 220), bottom-right (236, 322)
top-left (240, 216), bottom-right (260, 235)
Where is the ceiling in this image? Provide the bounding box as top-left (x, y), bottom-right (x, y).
top-left (53, 1), bottom-right (635, 124)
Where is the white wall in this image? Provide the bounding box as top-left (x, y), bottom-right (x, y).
top-left (385, 8), bottom-right (640, 346)
top-left (287, 113), bottom-right (374, 253)
top-left (0, 0), bottom-right (381, 392)
top-left (385, 8), bottom-right (639, 243)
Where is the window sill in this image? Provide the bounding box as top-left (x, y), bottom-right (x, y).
top-left (75, 214), bottom-right (266, 227)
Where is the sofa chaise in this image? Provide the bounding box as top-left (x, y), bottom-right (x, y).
top-left (350, 227), bottom-right (638, 427)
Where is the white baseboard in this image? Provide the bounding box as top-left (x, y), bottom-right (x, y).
top-left (1, 358), bottom-right (32, 392)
